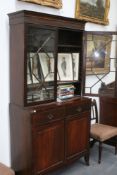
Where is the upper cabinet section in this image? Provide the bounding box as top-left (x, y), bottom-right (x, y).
top-left (9, 10), bottom-right (85, 107)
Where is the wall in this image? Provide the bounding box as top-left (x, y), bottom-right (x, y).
top-left (0, 0), bottom-right (117, 166)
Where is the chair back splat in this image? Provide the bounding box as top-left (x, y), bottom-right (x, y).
top-left (91, 99), bottom-right (98, 123)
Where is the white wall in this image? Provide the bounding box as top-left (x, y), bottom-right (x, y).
top-left (0, 0), bottom-right (117, 166)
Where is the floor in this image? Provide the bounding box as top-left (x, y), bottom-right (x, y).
top-left (48, 143), bottom-right (117, 175)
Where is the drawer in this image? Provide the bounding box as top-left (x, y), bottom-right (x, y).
top-left (31, 106), bottom-right (65, 126)
top-left (66, 103), bottom-right (91, 116)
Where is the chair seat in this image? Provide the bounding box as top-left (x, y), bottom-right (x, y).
top-left (0, 163), bottom-right (15, 175)
top-left (91, 123), bottom-right (117, 142)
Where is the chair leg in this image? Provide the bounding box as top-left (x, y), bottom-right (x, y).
top-left (84, 152), bottom-right (89, 166)
top-left (115, 136), bottom-right (117, 155)
top-left (98, 141), bottom-right (102, 164)
top-left (90, 139), bottom-right (96, 148)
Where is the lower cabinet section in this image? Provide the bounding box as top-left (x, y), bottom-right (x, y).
top-left (10, 97), bottom-right (91, 175)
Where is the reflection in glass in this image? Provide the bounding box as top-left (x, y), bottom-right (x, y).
top-left (86, 34), bottom-right (112, 75)
top-left (39, 52), bottom-right (54, 81)
top-left (72, 53), bottom-right (79, 80)
top-left (84, 33), bottom-right (117, 96)
top-left (26, 26), bottom-right (56, 104)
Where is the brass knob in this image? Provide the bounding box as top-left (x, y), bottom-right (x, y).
top-left (48, 114), bottom-right (54, 120)
top-left (30, 110), bottom-right (37, 114)
top-left (76, 107), bottom-right (82, 112)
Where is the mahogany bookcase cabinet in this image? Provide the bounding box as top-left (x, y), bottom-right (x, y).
top-left (8, 10), bottom-right (91, 175)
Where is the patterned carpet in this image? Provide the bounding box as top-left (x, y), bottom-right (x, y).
top-left (48, 143), bottom-right (117, 175)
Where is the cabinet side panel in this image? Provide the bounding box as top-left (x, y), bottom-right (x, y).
top-left (10, 23), bottom-right (25, 106)
top-left (10, 104), bottom-right (32, 175)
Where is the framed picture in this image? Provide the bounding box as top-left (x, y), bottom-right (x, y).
top-left (27, 55), bottom-right (33, 85)
top-left (27, 53), bottom-right (40, 84)
top-left (58, 53), bottom-right (73, 81)
top-left (86, 34), bottom-right (112, 75)
top-left (75, 0), bottom-right (110, 25)
top-left (39, 52), bottom-right (54, 81)
top-left (72, 53), bottom-right (80, 80)
top-left (19, 0), bottom-right (62, 9)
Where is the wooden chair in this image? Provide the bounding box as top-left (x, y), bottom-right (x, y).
top-left (90, 99), bottom-right (117, 163)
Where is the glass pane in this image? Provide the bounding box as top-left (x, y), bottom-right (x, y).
top-left (57, 52), bottom-right (80, 100)
top-left (84, 33), bottom-right (117, 96)
top-left (57, 53), bottom-right (80, 82)
top-left (26, 26), bottom-right (56, 104)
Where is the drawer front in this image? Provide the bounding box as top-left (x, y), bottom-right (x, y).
top-left (32, 106), bottom-right (65, 126)
top-left (66, 103), bottom-right (91, 116)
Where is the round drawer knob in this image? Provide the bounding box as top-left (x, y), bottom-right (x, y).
top-left (30, 110), bottom-right (37, 114)
top-left (76, 107), bottom-right (82, 112)
top-left (48, 114), bottom-right (54, 120)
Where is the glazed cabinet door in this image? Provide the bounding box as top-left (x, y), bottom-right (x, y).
top-left (26, 25), bottom-right (57, 106)
top-left (32, 120), bottom-right (64, 174)
top-left (65, 112), bottom-right (90, 161)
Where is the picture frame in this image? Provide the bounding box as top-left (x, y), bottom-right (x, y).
top-left (86, 34), bottom-right (112, 75)
top-left (27, 53), bottom-right (40, 84)
top-left (58, 53), bottom-right (73, 81)
top-left (75, 0), bottom-right (110, 25)
top-left (27, 56), bottom-right (33, 85)
top-left (38, 52), bottom-right (54, 81)
top-left (19, 0), bottom-right (62, 9)
top-left (71, 53), bottom-right (79, 80)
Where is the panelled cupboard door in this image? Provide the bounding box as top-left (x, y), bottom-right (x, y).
top-left (32, 120), bottom-right (64, 174)
top-left (65, 112), bottom-right (90, 161)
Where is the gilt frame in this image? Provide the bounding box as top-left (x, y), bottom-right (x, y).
top-left (19, 0), bottom-right (62, 9)
top-left (75, 0), bottom-right (110, 25)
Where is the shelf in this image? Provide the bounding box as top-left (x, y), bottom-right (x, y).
top-left (57, 81), bottom-right (78, 85)
top-left (58, 44), bottom-right (82, 48)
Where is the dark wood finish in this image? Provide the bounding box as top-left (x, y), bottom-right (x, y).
top-left (9, 23), bottom-right (25, 106)
top-left (10, 104), bottom-right (32, 175)
top-left (8, 10), bottom-right (85, 30)
top-left (100, 96), bottom-right (117, 127)
top-left (99, 142), bottom-right (102, 164)
top-left (32, 106), bottom-right (65, 127)
top-left (65, 112), bottom-right (90, 161)
top-left (32, 120), bottom-right (64, 174)
top-left (10, 98), bottom-right (91, 175)
top-left (99, 82), bottom-right (115, 97)
top-left (9, 10), bottom-right (90, 175)
top-left (99, 82), bottom-right (117, 126)
top-left (99, 90), bottom-right (117, 147)
top-left (8, 10), bottom-right (85, 107)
